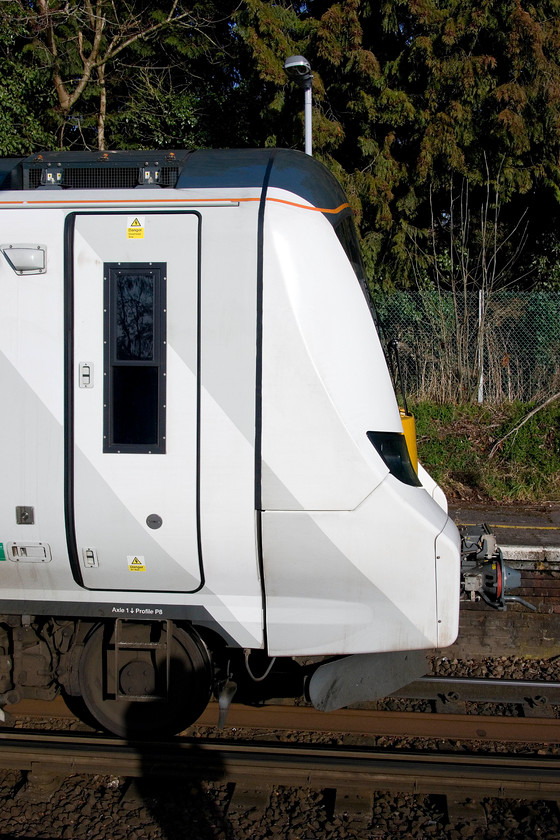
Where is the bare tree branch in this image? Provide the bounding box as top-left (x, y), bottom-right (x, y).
top-left (489, 391), bottom-right (560, 458)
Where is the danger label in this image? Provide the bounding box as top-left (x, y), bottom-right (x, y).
top-left (127, 216), bottom-right (144, 239)
top-left (128, 555), bottom-right (146, 572)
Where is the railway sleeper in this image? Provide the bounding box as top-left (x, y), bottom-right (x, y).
top-left (330, 785), bottom-right (375, 824)
top-left (445, 796), bottom-right (488, 832)
top-left (227, 783), bottom-right (273, 815)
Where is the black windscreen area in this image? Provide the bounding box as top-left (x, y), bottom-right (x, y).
top-left (367, 431), bottom-right (421, 487)
top-left (104, 262), bottom-right (166, 453)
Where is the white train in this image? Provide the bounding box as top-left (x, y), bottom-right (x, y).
top-left (0, 148), bottom-right (506, 736)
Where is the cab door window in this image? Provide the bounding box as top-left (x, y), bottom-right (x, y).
top-left (103, 263), bottom-right (166, 453)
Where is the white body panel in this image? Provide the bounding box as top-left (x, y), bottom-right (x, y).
top-left (261, 202), bottom-right (395, 511)
top-left (73, 213), bottom-right (201, 591)
top-left (0, 165), bottom-right (460, 656)
top-left (260, 198), bottom-right (459, 654)
top-left (0, 195), bottom-right (264, 648)
top-left (417, 462), bottom-right (448, 512)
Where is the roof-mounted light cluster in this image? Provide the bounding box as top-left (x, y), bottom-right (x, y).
top-left (21, 150), bottom-right (188, 190)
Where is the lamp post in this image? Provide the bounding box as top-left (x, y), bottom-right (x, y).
top-left (283, 55), bottom-right (313, 156)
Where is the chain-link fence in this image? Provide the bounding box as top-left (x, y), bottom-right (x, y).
top-left (373, 290), bottom-right (560, 403)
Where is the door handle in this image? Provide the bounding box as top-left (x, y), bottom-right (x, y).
top-left (79, 362), bottom-right (94, 388)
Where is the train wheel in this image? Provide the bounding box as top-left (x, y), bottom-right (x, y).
top-left (78, 621), bottom-right (212, 738)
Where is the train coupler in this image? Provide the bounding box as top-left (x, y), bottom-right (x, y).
top-left (460, 524), bottom-right (536, 611)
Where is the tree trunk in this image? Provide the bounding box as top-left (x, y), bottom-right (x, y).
top-left (97, 63), bottom-right (107, 150)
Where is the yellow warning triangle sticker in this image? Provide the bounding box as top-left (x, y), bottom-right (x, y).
top-left (130, 218), bottom-right (142, 227)
top-left (130, 556), bottom-right (143, 565)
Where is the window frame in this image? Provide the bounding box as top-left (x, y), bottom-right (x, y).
top-left (103, 262), bottom-right (167, 454)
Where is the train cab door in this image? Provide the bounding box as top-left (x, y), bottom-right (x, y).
top-left (68, 212), bottom-right (203, 592)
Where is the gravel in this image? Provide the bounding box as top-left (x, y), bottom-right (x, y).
top-left (0, 771), bottom-right (558, 840)
top-left (429, 655), bottom-right (560, 681)
top-left (0, 654), bottom-right (559, 838)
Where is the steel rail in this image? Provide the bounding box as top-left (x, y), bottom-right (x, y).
top-left (6, 698), bottom-right (560, 743)
top-left (394, 675), bottom-right (560, 705)
top-left (8, 676), bottom-right (560, 721)
top-left (194, 705), bottom-right (560, 744)
top-left (0, 730), bottom-right (558, 800)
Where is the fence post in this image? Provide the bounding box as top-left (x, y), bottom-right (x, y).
top-left (477, 289), bottom-right (484, 404)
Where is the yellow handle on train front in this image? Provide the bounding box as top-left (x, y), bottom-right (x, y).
top-left (399, 409), bottom-right (418, 474)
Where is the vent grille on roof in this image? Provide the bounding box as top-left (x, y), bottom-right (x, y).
top-left (158, 167), bottom-right (179, 187)
top-left (29, 169), bottom-right (42, 189)
top-left (65, 167), bottom-right (140, 189)
top-left (25, 165), bottom-right (180, 189)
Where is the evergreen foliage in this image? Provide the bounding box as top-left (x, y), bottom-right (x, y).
top-left (1, 0), bottom-right (560, 288)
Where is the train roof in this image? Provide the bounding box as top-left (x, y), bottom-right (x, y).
top-left (0, 148), bottom-right (349, 218)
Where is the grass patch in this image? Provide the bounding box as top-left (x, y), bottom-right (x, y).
top-left (413, 400), bottom-right (560, 503)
